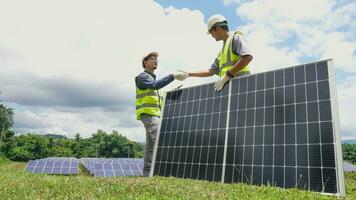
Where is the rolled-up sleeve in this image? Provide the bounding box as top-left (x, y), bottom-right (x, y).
top-left (232, 34), bottom-right (253, 57)
top-left (136, 73), bottom-right (174, 90)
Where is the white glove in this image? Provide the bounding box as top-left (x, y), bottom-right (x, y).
top-left (214, 75), bottom-right (230, 91)
top-left (173, 70), bottom-right (189, 81)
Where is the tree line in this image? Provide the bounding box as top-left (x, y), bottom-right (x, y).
top-left (0, 103), bottom-right (144, 162)
top-left (342, 144), bottom-right (356, 165)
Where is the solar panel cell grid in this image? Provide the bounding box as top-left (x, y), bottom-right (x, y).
top-left (26, 157), bottom-right (79, 175)
top-left (151, 60), bottom-right (345, 196)
top-left (83, 158), bottom-right (143, 177)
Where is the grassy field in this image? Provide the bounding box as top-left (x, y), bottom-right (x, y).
top-left (0, 160), bottom-right (355, 200)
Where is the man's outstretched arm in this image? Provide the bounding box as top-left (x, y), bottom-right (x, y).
top-left (188, 70), bottom-right (214, 77)
top-left (136, 74), bottom-right (174, 90)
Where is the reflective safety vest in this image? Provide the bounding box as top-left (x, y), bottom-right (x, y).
top-left (218, 31), bottom-right (250, 77)
top-left (135, 72), bottom-right (161, 120)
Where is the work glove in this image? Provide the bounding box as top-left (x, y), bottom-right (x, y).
top-left (214, 75), bottom-right (230, 91)
top-left (173, 70), bottom-right (189, 81)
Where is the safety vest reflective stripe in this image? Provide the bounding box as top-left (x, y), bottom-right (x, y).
top-left (218, 31), bottom-right (250, 77)
top-left (136, 90), bottom-right (157, 98)
top-left (136, 103), bottom-right (160, 110)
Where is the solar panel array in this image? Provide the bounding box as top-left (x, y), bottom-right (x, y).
top-left (151, 60), bottom-right (345, 196)
top-left (26, 157), bottom-right (79, 175)
top-left (80, 158), bottom-right (143, 177)
top-left (343, 162), bottom-right (356, 172)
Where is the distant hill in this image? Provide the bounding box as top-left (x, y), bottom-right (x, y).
top-left (342, 140), bottom-right (356, 144)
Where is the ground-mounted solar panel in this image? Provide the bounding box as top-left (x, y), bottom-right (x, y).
top-left (344, 162), bottom-right (356, 172)
top-left (151, 59), bottom-right (345, 196)
top-left (80, 158), bottom-right (143, 177)
top-left (26, 160), bottom-right (38, 173)
top-left (81, 158), bottom-right (113, 174)
top-left (26, 157), bottom-right (79, 175)
top-left (93, 162), bottom-right (143, 177)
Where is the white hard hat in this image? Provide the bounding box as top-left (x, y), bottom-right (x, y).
top-left (207, 14), bottom-right (227, 34)
top-left (142, 52), bottom-right (159, 67)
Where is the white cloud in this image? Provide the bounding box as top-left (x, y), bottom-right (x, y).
top-left (232, 0), bottom-right (356, 139)
top-left (325, 2), bottom-right (356, 31)
top-left (0, 0), bottom-right (221, 141)
top-left (223, 0), bottom-right (236, 5)
top-left (236, 0), bottom-right (356, 73)
top-left (237, 0), bottom-right (334, 22)
top-left (0, 0), bottom-right (218, 84)
top-left (321, 33), bottom-right (356, 73)
top-left (14, 110), bottom-right (50, 130)
top-left (239, 24), bottom-right (300, 72)
top-left (337, 76), bottom-right (356, 140)
top-left (10, 104), bottom-right (145, 141)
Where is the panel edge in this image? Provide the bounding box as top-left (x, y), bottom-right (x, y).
top-left (150, 92), bottom-right (167, 177)
top-left (327, 59), bottom-right (345, 196)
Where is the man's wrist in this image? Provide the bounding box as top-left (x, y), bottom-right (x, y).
top-left (226, 70), bottom-right (234, 79)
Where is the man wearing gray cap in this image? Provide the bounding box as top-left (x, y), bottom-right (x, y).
top-left (135, 52), bottom-right (188, 176)
top-left (182, 14), bottom-right (253, 91)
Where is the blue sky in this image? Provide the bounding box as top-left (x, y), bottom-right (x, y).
top-left (0, 0), bottom-right (355, 141)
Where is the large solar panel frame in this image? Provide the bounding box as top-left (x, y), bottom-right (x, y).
top-left (151, 59), bottom-right (345, 196)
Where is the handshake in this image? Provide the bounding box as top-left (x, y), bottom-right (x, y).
top-left (173, 70), bottom-right (189, 81)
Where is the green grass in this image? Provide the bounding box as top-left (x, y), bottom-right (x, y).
top-left (0, 162), bottom-right (354, 200)
top-left (345, 172), bottom-right (356, 200)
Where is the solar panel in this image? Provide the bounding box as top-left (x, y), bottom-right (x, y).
top-left (26, 157), bottom-right (79, 175)
top-left (151, 59), bottom-right (345, 196)
top-left (93, 162), bottom-right (143, 177)
top-left (343, 162), bottom-right (356, 172)
top-left (80, 158), bottom-right (144, 177)
top-left (26, 160), bottom-right (37, 172)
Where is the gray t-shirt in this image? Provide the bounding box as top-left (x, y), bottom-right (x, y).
top-left (210, 32), bottom-right (252, 75)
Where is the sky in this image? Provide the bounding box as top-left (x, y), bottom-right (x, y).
top-left (0, 0), bottom-right (355, 142)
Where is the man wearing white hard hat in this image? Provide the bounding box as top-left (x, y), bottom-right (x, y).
top-left (135, 52), bottom-right (188, 176)
top-left (182, 14), bottom-right (253, 91)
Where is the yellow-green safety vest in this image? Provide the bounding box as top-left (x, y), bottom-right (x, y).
top-left (135, 72), bottom-right (161, 120)
top-left (218, 31), bottom-right (250, 77)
